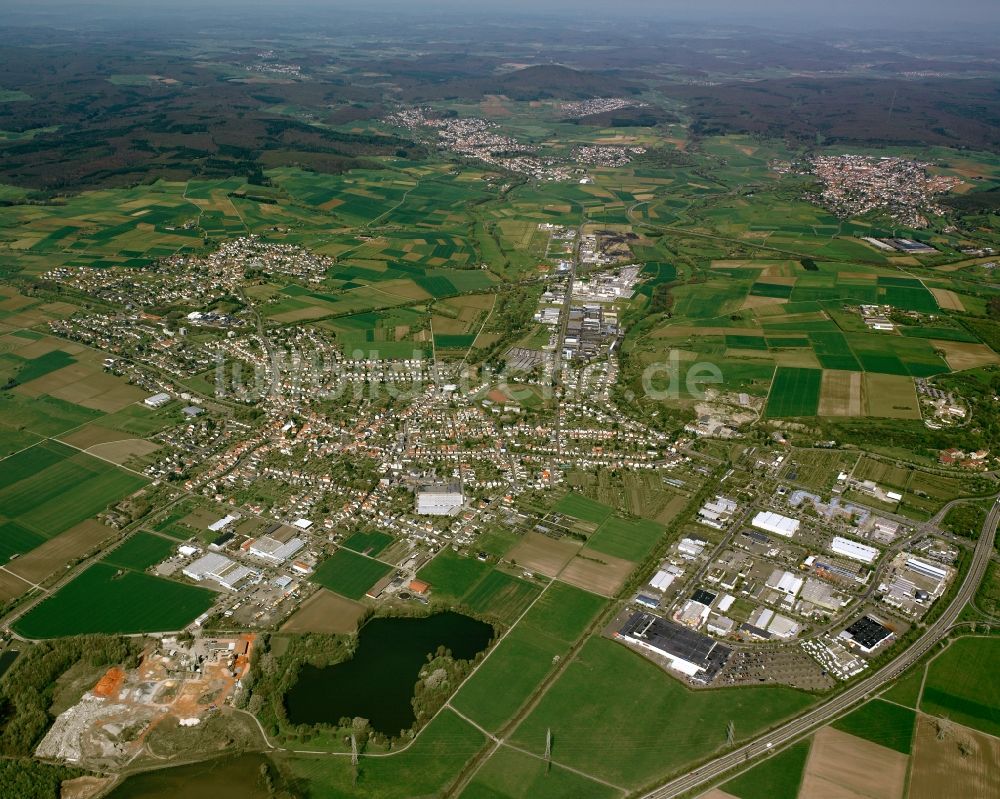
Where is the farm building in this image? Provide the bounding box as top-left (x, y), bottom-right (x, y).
top-left (416, 482), bottom-right (464, 516)
top-left (366, 573), bottom-right (395, 599)
top-left (751, 511), bottom-right (799, 538)
top-left (616, 611), bottom-right (731, 681)
top-left (830, 536), bottom-right (879, 564)
top-left (144, 392), bottom-right (171, 408)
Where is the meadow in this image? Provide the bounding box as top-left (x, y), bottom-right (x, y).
top-left (461, 745), bottom-right (619, 799)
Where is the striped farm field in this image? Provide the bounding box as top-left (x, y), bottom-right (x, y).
top-left (765, 366), bottom-right (822, 417)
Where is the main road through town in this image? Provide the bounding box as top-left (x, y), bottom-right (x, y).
top-left (640, 495), bottom-right (1000, 799)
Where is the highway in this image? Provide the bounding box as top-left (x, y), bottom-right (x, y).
top-left (639, 495), bottom-right (1000, 799)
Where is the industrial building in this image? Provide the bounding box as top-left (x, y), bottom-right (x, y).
top-left (698, 496), bottom-right (738, 529)
top-left (830, 536), bottom-right (879, 564)
top-left (208, 514), bottom-right (240, 533)
top-left (183, 553), bottom-right (257, 591)
top-left (751, 511), bottom-right (800, 538)
top-left (766, 568), bottom-right (804, 599)
top-left (415, 482), bottom-right (464, 516)
top-left (677, 537), bottom-right (707, 560)
top-left (616, 612), bottom-right (731, 681)
top-left (247, 535), bottom-right (305, 564)
top-left (144, 392), bottom-right (171, 408)
top-left (798, 578), bottom-right (846, 613)
top-left (649, 566), bottom-right (682, 592)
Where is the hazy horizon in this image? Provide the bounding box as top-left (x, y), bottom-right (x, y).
top-left (3, 0), bottom-right (999, 35)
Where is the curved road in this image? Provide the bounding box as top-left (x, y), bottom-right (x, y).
top-left (640, 495), bottom-right (1000, 799)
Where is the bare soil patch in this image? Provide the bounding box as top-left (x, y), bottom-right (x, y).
top-left (281, 589), bottom-right (367, 634)
top-left (932, 340), bottom-right (1000, 371)
top-left (7, 519), bottom-right (115, 585)
top-left (929, 288), bottom-right (965, 311)
top-left (507, 532), bottom-right (581, 578)
top-left (909, 715), bottom-right (1000, 799)
top-left (60, 425), bottom-right (136, 449)
top-left (819, 370), bottom-right (862, 417)
top-left (741, 294), bottom-right (788, 310)
top-left (558, 551), bottom-right (635, 597)
top-left (86, 438), bottom-right (160, 465)
top-left (798, 726), bottom-right (907, 799)
top-left (60, 775), bottom-right (114, 799)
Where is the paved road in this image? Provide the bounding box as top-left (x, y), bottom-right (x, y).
top-left (640, 495), bottom-right (1000, 799)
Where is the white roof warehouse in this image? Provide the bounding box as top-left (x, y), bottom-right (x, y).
top-left (751, 511), bottom-right (800, 538)
top-left (830, 536), bottom-right (879, 564)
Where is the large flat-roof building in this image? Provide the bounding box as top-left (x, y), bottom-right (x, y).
top-left (616, 611), bottom-right (731, 682)
top-left (751, 511), bottom-right (800, 538)
top-left (416, 482), bottom-right (464, 516)
top-left (248, 535), bottom-right (305, 564)
top-left (830, 536), bottom-right (879, 564)
top-left (144, 392), bottom-right (171, 408)
top-left (840, 615), bottom-right (894, 653)
top-left (183, 553), bottom-right (257, 591)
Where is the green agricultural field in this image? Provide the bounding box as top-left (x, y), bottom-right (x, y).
top-left (0, 440), bottom-right (147, 542)
top-left (101, 532), bottom-right (176, 571)
top-left (721, 739), bottom-right (811, 799)
top-left (311, 548), bottom-right (393, 600)
top-left (920, 637), bottom-right (1000, 737)
top-left (0, 394), bottom-right (101, 437)
top-left (831, 699), bottom-right (916, 754)
top-left (520, 582), bottom-right (607, 645)
top-left (461, 745), bottom-right (619, 799)
top-left (553, 493), bottom-right (613, 525)
top-left (765, 366), bottom-right (822, 417)
top-left (510, 637), bottom-right (813, 788)
top-left (878, 667), bottom-right (924, 709)
top-left (462, 570), bottom-right (541, 626)
top-left (342, 530), bottom-right (394, 556)
top-left (451, 583), bottom-right (605, 732)
top-left (451, 623), bottom-right (567, 732)
top-left (0, 520), bottom-right (46, 562)
top-left (0, 427), bottom-right (41, 459)
top-left (585, 516), bottom-right (664, 561)
top-left (0, 349), bottom-right (75, 386)
top-left (13, 563), bottom-right (215, 638)
top-left (417, 549), bottom-right (493, 599)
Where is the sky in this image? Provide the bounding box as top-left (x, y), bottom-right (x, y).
top-left (3, 0), bottom-right (998, 32)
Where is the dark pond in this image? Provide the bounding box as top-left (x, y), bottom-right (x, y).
top-left (106, 753), bottom-right (277, 799)
top-left (0, 650), bottom-right (19, 679)
top-left (284, 611), bottom-right (493, 736)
